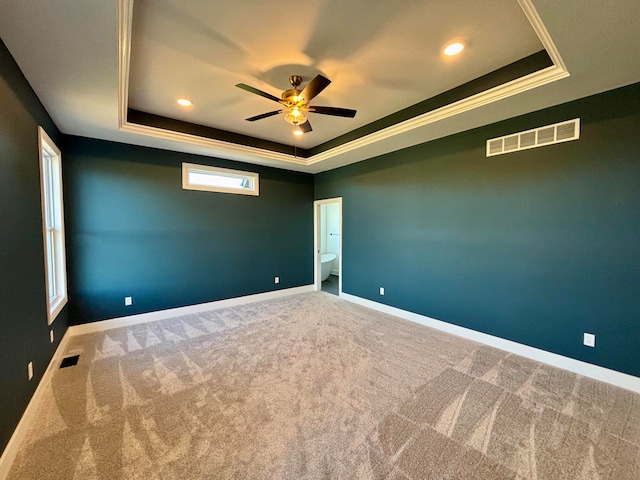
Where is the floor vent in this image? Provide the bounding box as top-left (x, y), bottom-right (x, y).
top-left (60, 355), bottom-right (80, 369)
top-left (486, 118), bottom-right (580, 157)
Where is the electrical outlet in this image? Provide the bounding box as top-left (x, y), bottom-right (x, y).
top-left (379, 287), bottom-right (385, 295)
top-left (50, 330), bottom-right (54, 343)
top-left (274, 276), bottom-right (280, 284)
top-left (583, 333), bottom-right (596, 348)
top-left (28, 362), bottom-right (33, 380)
top-left (125, 296), bottom-right (133, 306)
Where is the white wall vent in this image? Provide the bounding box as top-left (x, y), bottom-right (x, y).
top-left (486, 118), bottom-right (580, 157)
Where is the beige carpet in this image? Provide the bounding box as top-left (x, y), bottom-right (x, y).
top-left (7, 292), bottom-right (640, 479)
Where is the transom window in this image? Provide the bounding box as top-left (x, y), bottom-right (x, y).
top-left (182, 163), bottom-right (259, 196)
top-left (39, 127), bottom-right (67, 324)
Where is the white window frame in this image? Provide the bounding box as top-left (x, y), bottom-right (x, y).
top-left (182, 162), bottom-right (259, 196)
top-left (38, 127), bottom-right (67, 325)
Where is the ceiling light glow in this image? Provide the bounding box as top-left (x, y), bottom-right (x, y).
top-left (284, 107), bottom-right (308, 125)
top-left (293, 128), bottom-right (304, 136)
top-left (177, 98), bottom-right (193, 107)
top-left (444, 42), bottom-right (465, 56)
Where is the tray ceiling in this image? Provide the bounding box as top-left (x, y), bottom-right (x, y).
top-left (128, 0), bottom-right (543, 148)
top-left (1, 0), bottom-right (640, 173)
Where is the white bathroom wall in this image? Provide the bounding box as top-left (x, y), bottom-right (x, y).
top-left (320, 204), bottom-right (328, 255)
top-left (319, 202), bottom-right (340, 277)
top-left (325, 202), bottom-right (340, 276)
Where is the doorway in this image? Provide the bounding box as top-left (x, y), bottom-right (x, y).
top-left (314, 198), bottom-right (342, 295)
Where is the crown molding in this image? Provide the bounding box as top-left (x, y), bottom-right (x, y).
top-left (117, 0), bottom-right (568, 169)
top-left (118, 0), bottom-right (134, 131)
top-left (307, 65), bottom-right (568, 165)
top-left (518, 0), bottom-right (568, 72)
top-left (120, 122), bottom-right (308, 165)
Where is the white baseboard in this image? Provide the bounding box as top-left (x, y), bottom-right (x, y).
top-left (0, 329), bottom-right (72, 480)
top-left (69, 285), bottom-right (315, 336)
top-left (340, 292), bottom-right (640, 394)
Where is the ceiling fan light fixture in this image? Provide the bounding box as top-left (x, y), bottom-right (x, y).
top-left (443, 41), bottom-right (465, 56)
top-left (284, 107), bottom-right (308, 125)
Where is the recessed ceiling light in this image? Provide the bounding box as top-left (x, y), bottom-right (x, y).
top-left (443, 42), bottom-right (465, 56)
top-left (293, 127), bottom-right (304, 136)
top-left (177, 98), bottom-right (193, 107)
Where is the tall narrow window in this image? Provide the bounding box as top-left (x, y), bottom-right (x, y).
top-left (39, 127), bottom-right (67, 324)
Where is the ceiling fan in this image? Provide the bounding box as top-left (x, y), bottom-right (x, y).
top-left (235, 75), bottom-right (357, 135)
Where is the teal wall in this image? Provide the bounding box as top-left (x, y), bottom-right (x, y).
top-left (0, 39), bottom-right (69, 453)
top-left (63, 137), bottom-right (314, 324)
top-left (315, 83), bottom-right (640, 377)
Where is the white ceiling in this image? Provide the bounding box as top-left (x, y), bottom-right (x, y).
top-left (1, 0), bottom-right (639, 173)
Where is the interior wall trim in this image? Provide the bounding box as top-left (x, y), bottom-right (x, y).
top-left (0, 330), bottom-right (73, 480)
top-left (119, 122), bottom-right (303, 165)
top-left (116, 0), bottom-right (569, 171)
top-left (339, 292), bottom-right (640, 394)
top-left (117, 0), bottom-right (133, 134)
top-left (313, 198), bottom-right (343, 294)
top-left (68, 285), bottom-right (315, 336)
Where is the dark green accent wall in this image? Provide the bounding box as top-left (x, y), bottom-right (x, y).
top-left (315, 82), bottom-right (640, 377)
top-left (0, 39), bottom-right (69, 454)
top-left (63, 137), bottom-right (314, 324)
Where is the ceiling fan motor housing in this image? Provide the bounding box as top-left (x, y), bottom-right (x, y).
top-left (282, 88), bottom-right (303, 104)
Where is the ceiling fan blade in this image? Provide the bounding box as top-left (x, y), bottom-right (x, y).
top-left (310, 106), bottom-right (357, 118)
top-left (246, 110), bottom-right (282, 121)
top-left (300, 75), bottom-right (331, 103)
top-left (299, 120), bottom-right (312, 133)
top-left (236, 83), bottom-right (282, 103)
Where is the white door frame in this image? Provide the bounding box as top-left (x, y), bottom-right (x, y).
top-left (313, 197), bottom-right (342, 294)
